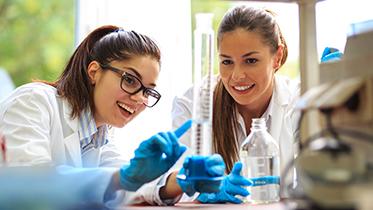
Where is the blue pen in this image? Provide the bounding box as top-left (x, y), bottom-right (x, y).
top-left (174, 119), bottom-right (192, 138)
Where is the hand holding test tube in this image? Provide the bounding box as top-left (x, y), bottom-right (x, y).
top-left (176, 13), bottom-right (226, 197)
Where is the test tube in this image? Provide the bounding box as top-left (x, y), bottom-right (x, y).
top-left (191, 13), bottom-right (214, 156)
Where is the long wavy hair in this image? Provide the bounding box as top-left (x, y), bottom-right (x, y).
top-left (213, 6), bottom-right (288, 172)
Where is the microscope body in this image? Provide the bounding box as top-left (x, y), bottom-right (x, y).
top-left (295, 21), bottom-right (373, 210)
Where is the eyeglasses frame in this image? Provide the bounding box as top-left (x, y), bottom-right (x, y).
top-left (99, 63), bottom-right (161, 107)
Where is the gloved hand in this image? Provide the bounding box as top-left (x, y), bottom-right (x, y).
top-left (197, 161), bottom-right (252, 204)
top-left (321, 47), bottom-right (342, 62)
top-left (119, 120), bottom-right (191, 191)
top-left (177, 154), bottom-right (225, 196)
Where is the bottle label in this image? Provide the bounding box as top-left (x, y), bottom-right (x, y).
top-left (251, 176), bottom-right (280, 187)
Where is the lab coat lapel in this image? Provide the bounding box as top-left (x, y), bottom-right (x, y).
top-left (269, 76), bottom-right (290, 143)
top-left (270, 104), bottom-right (284, 144)
top-left (64, 133), bottom-right (82, 167)
top-left (62, 100), bottom-right (82, 167)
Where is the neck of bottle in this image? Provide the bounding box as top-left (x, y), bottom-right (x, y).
top-left (251, 118), bottom-right (267, 131)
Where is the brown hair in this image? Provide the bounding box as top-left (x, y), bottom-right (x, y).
top-left (213, 6), bottom-right (288, 172)
top-left (46, 25), bottom-right (161, 119)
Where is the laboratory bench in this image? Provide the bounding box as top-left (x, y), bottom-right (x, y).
top-left (121, 202), bottom-right (286, 210)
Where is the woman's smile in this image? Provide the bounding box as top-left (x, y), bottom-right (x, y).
top-left (230, 82), bottom-right (256, 95)
top-left (116, 101), bottom-right (137, 121)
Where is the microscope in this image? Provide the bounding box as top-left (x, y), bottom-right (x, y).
top-left (291, 20), bottom-right (373, 210)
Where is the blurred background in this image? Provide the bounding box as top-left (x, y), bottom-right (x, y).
top-left (1, 0), bottom-right (372, 159)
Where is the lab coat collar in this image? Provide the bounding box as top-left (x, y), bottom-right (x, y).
top-left (236, 75), bottom-right (295, 139)
top-left (61, 98), bottom-right (82, 167)
top-left (62, 98), bottom-right (78, 133)
top-left (269, 75), bottom-right (297, 143)
top-left (272, 75), bottom-right (293, 107)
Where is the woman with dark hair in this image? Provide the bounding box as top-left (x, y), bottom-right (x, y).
top-left (172, 6), bottom-right (301, 203)
top-left (0, 25), bottom-right (224, 206)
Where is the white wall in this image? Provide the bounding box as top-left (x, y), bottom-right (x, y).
top-left (76, 0), bottom-right (192, 160)
top-left (316, 0), bottom-right (373, 54)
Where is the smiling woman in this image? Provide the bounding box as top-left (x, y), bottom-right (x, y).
top-left (172, 5), bottom-right (301, 204)
top-left (0, 25), bottom-right (188, 207)
top-left (89, 56), bottom-right (161, 128)
top-left (99, 62), bottom-right (161, 108)
top-left (218, 28), bottom-right (283, 112)
top-left (0, 24), bottom-right (227, 207)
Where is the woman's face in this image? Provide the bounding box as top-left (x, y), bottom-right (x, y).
top-left (218, 28), bottom-right (282, 110)
top-left (88, 56), bottom-right (160, 128)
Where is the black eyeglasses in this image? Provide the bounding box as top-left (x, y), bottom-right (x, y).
top-left (100, 64), bottom-right (161, 107)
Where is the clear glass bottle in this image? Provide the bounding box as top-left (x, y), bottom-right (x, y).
top-left (240, 118), bottom-right (280, 204)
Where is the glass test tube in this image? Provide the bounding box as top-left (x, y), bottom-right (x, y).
top-left (191, 13), bottom-right (214, 156)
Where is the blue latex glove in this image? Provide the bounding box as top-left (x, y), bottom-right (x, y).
top-left (197, 161), bottom-right (252, 204)
top-left (177, 154), bottom-right (225, 196)
top-left (321, 47), bottom-right (342, 62)
top-left (119, 120), bottom-right (192, 191)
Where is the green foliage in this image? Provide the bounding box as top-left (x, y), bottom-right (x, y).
top-left (0, 0), bottom-right (75, 87)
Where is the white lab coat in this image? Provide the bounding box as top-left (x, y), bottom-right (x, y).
top-left (171, 75), bottom-right (300, 197)
top-left (0, 82), bottom-right (168, 206)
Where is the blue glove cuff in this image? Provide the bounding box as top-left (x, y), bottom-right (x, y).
top-left (197, 193), bottom-right (218, 203)
top-left (119, 166), bottom-right (143, 191)
top-left (321, 47), bottom-right (342, 62)
top-left (176, 170), bottom-right (196, 196)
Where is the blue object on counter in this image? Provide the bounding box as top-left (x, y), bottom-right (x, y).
top-left (197, 161), bottom-right (252, 204)
top-left (177, 154), bottom-right (225, 196)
